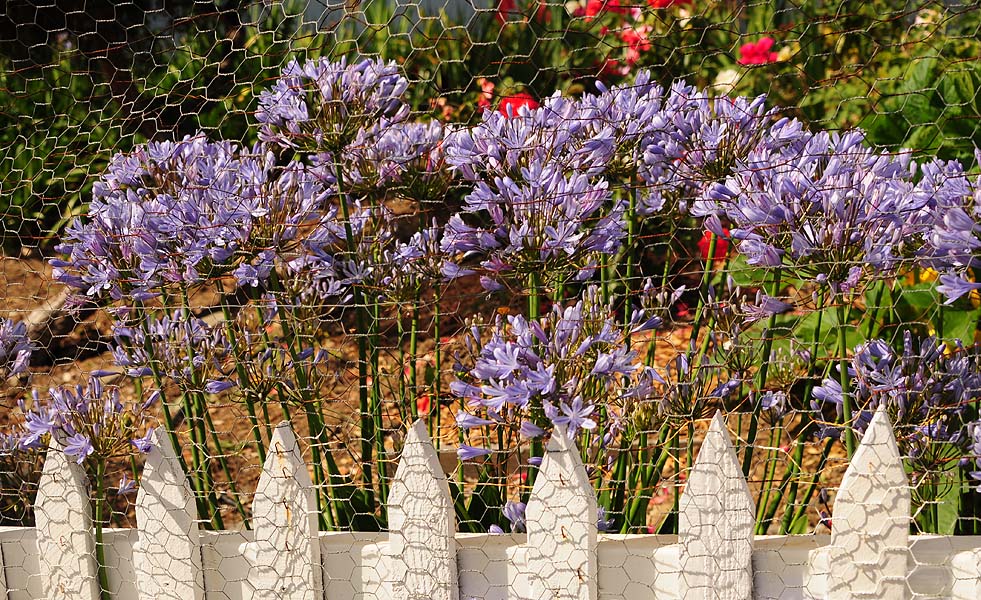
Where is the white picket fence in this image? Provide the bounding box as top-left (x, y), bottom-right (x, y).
top-left (1, 408), bottom-right (980, 599)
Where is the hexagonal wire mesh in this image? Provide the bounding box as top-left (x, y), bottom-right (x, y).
top-left (2, 0), bottom-right (981, 598)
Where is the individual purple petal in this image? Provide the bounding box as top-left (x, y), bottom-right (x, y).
top-left (457, 444), bottom-right (492, 461)
top-left (63, 433), bottom-right (94, 464)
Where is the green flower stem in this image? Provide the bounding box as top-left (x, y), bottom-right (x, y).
top-left (93, 457), bottom-right (110, 600)
top-left (622, 189), bottom-right (637, 344)
top-left (410, 298), bottom-right (420, 420)
top-left (137, 300), bottom-right (212, 526)
top-left (837, 301), bottom-right (857, 457)
top-left (773, 289), bottom-right (826, 532)
top-left (526, 271), bottom-right (543, 491)
top-left (688, 233), bottom-right (719, 348)
top-left (201, 403), bottom-right (251, 527)
top-left (754, 422), bottom-right (783, 534)
top-left (623, 423), bottom-right (672, 531)
top-left (644, 223), bottom-right (679, 367)
top-left (785, 437), bottom-right (836, 531)
top-left (137, 316), bottom-right (207, 522)
top-left (371, 297), bottom-right (388, 508)
top-left (179, 289), bottom-right (223, 529)
top-left (265, 272), bottom-right (335, 530)
top-left (430, 299), bottom-right (442, 447)
top-left (216, 279), bottom-right (267, 465)
top-left (331, 158), bottom-right (375, 495)
top-left (739, 268), bottom-right (783, 478)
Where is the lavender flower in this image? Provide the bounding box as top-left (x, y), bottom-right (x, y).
top-left (441, 161), bottom-right (623, 287)
top-left (111, 310), bottom-right (232, 391)
top-left (53, 136), bottom-right (334, 300)
top-left (19, 378), bottom-right (157, 466)
top-left (257, 56), bottom-right (409, 152)
top-left (0, 318), bottom-right (32, 378)
top-left (704, 130), bottom-right (922, 291)
top-left (453, 286), bottom-right (654, 465)
top-left (814, 333), bottom-right (981, 470)
top-left (502, 500), bottom-right (527, 533)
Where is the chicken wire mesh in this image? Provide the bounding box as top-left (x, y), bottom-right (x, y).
top-left (1, 0), bottom-right (981, 597)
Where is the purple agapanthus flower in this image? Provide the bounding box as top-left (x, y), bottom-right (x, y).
top-left (257, 56), bottom-right (409, 152)
top-left (18, 378), bottom-right (156, 466)
top-left (0, 318), bottom-right (33, 379)
top-left (814, 333), bottom-right (981, 472)
top-left (441, 160), bottom-right (623, 287)
top-left (453, 286), bottom-right (660, 472)
top-left (52, 136), bottom-right (335, 301)
top-left (703, 129), bottom-right (924, 292)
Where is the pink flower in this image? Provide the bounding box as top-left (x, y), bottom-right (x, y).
top-left (738, 37), bottom-right (779, 65)
top-left (499, 91), bottom-right (540, 116)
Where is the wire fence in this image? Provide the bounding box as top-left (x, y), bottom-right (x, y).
top-left (2, 1), bottom-right (981, 597)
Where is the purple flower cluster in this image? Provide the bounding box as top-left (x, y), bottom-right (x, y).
top-left (257, 56), bottom-right (409, 152)
top-left (111, 310), bottom-right (229, 379)
top-left (813, 333), bottom-right (981, 468)
top-left (52, 135), bottom-right (334, 300)
top-left (453, 286), bottom-right (660, 458)
top-left (442, 161), bottom-right (623, 289)
top-left (0, 318), bottom-right (32, 379)
top-left (701, 130), bottom-right (920, 290)
top-left (19, 378), bottom-right (157, 465)
top-left (342, 121), bottom-right (452, 202)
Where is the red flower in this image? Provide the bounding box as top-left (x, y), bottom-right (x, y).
top-left (497, 0), bottom-right (517, 23)
top-left (584, 0), bottom-right (629, 20)
top-left (417, 393), bottom-right (431, 415)
top-left (477, 78), bottom-right (496, 110)
top-left (499, 91), bottom-right (539, 116)
top-left (697, 229), bottom-right (730, 261)
top-left (738, 37), bottom-right (779, 65)
top-left (497, 0), bottom-right (549, 24)
top-left (619, 25), bottom-right (652, 66)
top-left (648, 0), bottom-right (692, 7)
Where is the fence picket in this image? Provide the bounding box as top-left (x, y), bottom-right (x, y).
top-left (678, 410), bottom-right (754, 599)
top-left (519, 426), bottom-right (597, 600)
top-left (241, 422), bottom-right (323, 600)
top-left (386, 419), bottom-right (458, 600)
top-left (950, 549), bottom-right (981, 599)
top-left (33, 439), bottom-right (100, 600)
top-left (134, 429), bottom-right (204, 600)
top-left (823, 405), bottom-right (910, 599)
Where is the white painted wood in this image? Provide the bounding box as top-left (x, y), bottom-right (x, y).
top-left (678, 410), bottom-right (755, 599)
top-left (134, 429), bottom-right (204, 600)
top-left (386, 419), bottom-right (458, 600)
top-left (0, 536), bottom-right (9, 597)
top-left (518, 426), bottom-right (597, 600)
top-left (950, 549), bottom-right (981, 600)
top-left (32, 439), bottom-right (100, 600)
top-left (241, 422), bottom-right (323, 600)
top-left (824, 406), bottom-right (911, 599)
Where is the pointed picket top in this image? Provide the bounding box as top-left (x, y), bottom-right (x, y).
top-left (135, 429), bottom-right (203, 600)
top-left (33, 438), bottom-right (100, 600)
top-left (242, 422), bottom-right (322, 600)
top-left (826, 405), bottom-right (910, 598)
top-left (522, 426), bottom-right (597, 600)
top-left (387, 419), bottom-right (458, 600)
top-left (678, 411), bottom-right (754, 600)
